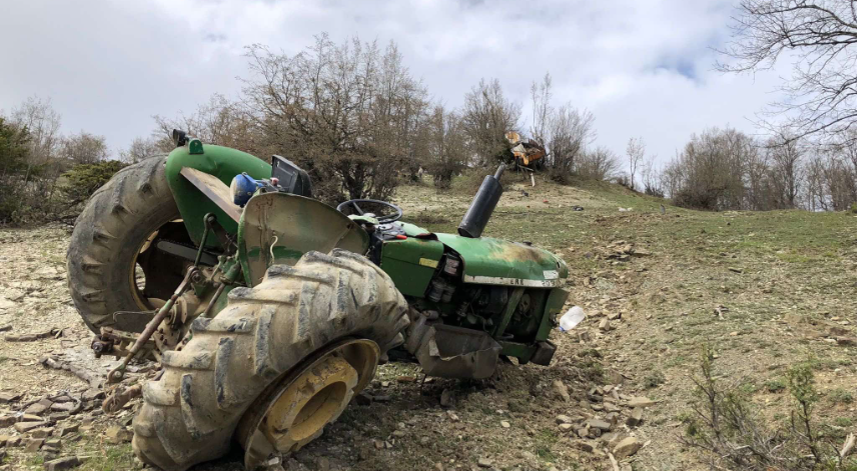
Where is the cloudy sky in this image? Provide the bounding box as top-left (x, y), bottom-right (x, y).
top-left (0, 0), bottom-right (787, 167)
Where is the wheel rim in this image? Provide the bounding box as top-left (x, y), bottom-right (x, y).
top-left (236, 339), bottom-right (380, 469)
top-left (128, 219), bottom-right (193, 311)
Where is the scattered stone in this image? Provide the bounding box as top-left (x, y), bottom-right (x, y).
top-left (0, 415), bottom-right (15, 427)
top-left (555, 415), bottom-right (572, 424)
top-left (607, 312), bottom-right (622, 321)
top-left (15, 421), bottom-right (48, 433)
top-left (81, 389), bottom-right (105, 402)
top-left (30, 427), bottom-right (55, 438)
top-left (7, 436), bottom-right (22, 447)
top-left (626, 396), bottom-right (656, 408)
top-left (613, 437), bottom-right (642, 459)
top-left (477, 458), bottom-right (493, 468)
top-left (21, 413), bottom-right (45, 422)
top-left (44, 456), bottom-right (81, 471)
top-left (104, 425), bottom-right (132, 444)
top-left (50, 403), bottom-right (75, 412)
top-left (553, 380), bottom-right (570, 402)
top-left (0, 392), bottom-right (20, 403)
top-left (396, 376), bottom-right (416, 383)
top-left (598, 319), bottom-right (612, 331)
top-left (586, 419), bottom-right (612, 432)
top-left (500, 421), bottom-right (510, 429)
top-left (44, 438), bottom-right (61, 448)
top-left (626, 408), bottom-right (643, 427)
top-left (446, 411), bottom-right (460, 422)
top-left (0, 435), bottom-right (7, 446)
top-left (25, 402), bottom-right (50, 416)
top-left (558, 423), bottom-right (574, 432)
top-left (392, 430), bottom-right (406, 438)
top-left (24, 437), bottom-right (45, 452)
top-left (728, 267), bottom-right (743, 274)
top-left (575, 440), bottom-right (594, 453)
top-left (836, 337), bottom-right (857, 346)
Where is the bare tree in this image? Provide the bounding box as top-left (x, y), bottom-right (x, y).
top-left (121, 136), bottom-right (167, 163)
top-left (154, 94), bottom-right (264, 157)
top-left (640, 153), bottom-right (664, 197)
top-left (765, 134), bottom-right (804, 208)
top-left (10, 96), bottom-right (62, 181)
top-left (720, 0), bottom-right (857, 141)
top-left (626, 137), bottom-right (645, 190)
top-left (419, 105), bottom-right (468, 188)
top-left (530, 73), bottom-right (552, 146)
top-left (576, 146), bottom-right (620, 181)
top-left (462, 78), bottom-right (521, 167)
top-left (60, 132), bottom-right (109, 165)
top-left (546, 105), bottom-right (595, 182)
top-left (663, 128), bottom-right (754, 210)
top-left (241, 35), bottom-right (428, 202)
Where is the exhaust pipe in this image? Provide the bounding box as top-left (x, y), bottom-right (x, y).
top-left (458, 164), bottom-right (505, 238)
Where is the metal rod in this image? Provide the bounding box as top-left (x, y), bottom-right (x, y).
top-left (201, 283), bottom-right (226, 318)
top-left (107, 267), bottom-right (198, 383)
top-left (194, 214), bottom-right (215, 267)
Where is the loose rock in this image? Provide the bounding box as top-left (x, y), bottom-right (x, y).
top-left (626, 396), bottom-right (656, 408)
top-left (626, 408), bottom-right (643, 427)
top-left (613, 437), bottom-right (642, 459)
top-left (104, 425), bottom-right (133, 444)
top-left (15, 421), bottom-right (48, 433)
top-left (553, 380), bottom-right (570, 402)
top-left (44, 456), bottom-right (81, 471)
top-left (24, 437), bottom-right (45, 452)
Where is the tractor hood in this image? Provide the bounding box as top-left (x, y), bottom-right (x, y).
top-left (434, 233), bottom-right (567, 288)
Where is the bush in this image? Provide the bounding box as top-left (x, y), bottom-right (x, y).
top-left (61, 160), bottom-right (126, 205)
top-left (682, 348), bottom-right (857, 470)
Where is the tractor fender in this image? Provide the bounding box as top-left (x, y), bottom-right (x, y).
top-left (237, 192), bottom-right (369, 286)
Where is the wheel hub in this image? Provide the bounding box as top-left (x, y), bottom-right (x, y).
top-left (263, 354), bottom-right (357, 451)
top-left (236, 339), bottom-right (380, 469)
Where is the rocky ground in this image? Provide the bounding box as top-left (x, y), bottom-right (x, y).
top-left (1, 173), bottom-right (856, 471)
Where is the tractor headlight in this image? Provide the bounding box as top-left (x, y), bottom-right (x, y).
top-left (230, 173), bottom-right (261, 207)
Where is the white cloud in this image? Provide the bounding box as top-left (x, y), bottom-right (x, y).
top-left (0, 0), bottom-right (788, 166)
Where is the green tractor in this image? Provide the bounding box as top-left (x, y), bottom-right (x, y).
top-left (67, 131), bottom-right (569, 471)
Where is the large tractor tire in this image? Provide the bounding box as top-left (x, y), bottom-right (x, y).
top-left (132, 249), bottom-right (409, 471)
top-left (67, 155), bottom-right (187, 334)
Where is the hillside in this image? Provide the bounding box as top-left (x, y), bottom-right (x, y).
top-left (1, 171), bottom-right (856, 470)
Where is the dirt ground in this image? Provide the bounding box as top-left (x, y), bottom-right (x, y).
top-left (1, 172), bottom-right (857, 471)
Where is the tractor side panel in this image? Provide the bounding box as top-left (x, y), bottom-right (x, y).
top-left (434, 233), bottom-right (568, 287)
top-left (379, 237), bottom-right (444, 297)
top-left (164, 144), bottom-right (272, 245)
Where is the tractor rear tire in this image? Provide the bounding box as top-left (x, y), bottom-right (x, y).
top-left (67, 155), bottom-right (179, 334)
top-left (131, 249), bottom-right (409, 471)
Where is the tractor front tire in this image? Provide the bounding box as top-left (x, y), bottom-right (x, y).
top-left (131, 249), bottom-right (409, 471)
top-left (67, 155), bottom-right (179, 334)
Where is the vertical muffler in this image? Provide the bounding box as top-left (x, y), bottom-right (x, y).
top-left (458, 164), bottom-right (505, 238)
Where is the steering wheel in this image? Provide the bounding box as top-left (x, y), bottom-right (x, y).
top-left (336, 199), bottom-right (403, 224)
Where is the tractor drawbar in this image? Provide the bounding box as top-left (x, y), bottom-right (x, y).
top-left (458, 164), bottom-right (505, 238)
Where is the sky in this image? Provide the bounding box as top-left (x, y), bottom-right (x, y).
top-left (0, 0), bottom-right (789, 168)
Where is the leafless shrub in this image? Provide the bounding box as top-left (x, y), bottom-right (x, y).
top-left (683, 347), bottom-right (857, 470)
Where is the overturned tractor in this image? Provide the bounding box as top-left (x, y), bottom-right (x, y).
top-left (67, 130), bottom-right (569, 470)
